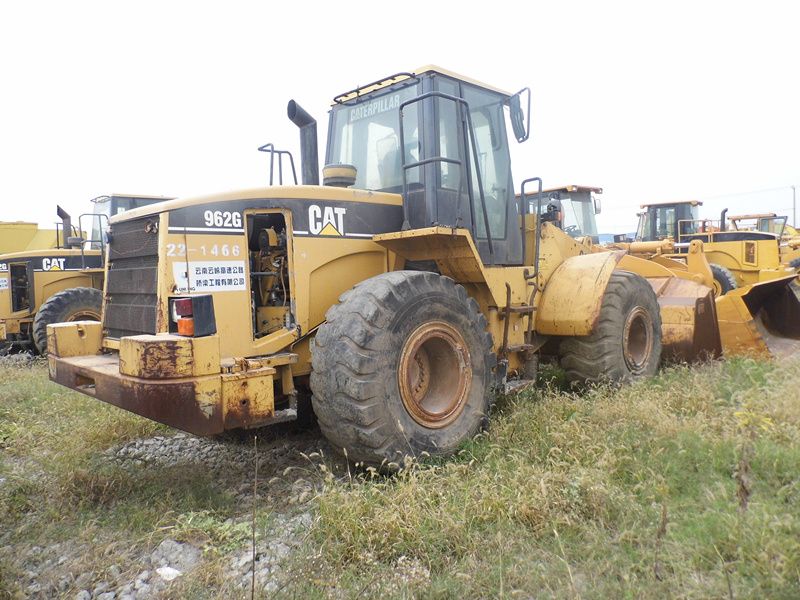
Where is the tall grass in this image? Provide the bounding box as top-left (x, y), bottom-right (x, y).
top-left (1, 357), bottom-right (798, 598)
top-left (287, 357), bottom-right (800, 598)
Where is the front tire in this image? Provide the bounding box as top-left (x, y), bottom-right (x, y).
top-left (559, 270), bottom-right (662, 385)
top-left (709, 263), bottom-right (737, 296)
top-left (310, 271), bottom-right (495, 467)
top-left (32, 287), bottom-right (103, 354)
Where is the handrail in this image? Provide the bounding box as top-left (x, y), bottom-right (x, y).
top-left (333, 72), bottom-right (418, 104)
top-left (257, 143), bottom-right (298, 186)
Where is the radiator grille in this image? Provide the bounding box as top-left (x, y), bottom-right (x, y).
top-left (104, 217), bottom-right (160, 339)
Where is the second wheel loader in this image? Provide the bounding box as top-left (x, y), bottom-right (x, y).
top-left (634, 200), bottom-right (797, 295)
top-left (0, 194), bottom-right (171, 354)
top-left (46, 67), bottom-right (800, 467)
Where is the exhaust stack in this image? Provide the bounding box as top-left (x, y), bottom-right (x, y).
top-left (56, 205), bottom-right (73, 248)
top-left (287, 100), bottom-right (319, 185)
top-left (720, 208), bottom-right (728, 232)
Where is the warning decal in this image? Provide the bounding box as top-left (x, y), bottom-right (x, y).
top-left (173, 260), bottom-right (247, 293)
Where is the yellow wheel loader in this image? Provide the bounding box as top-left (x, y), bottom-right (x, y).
top-left (537, 190), bottom-right (800, 361)
top-left (727, 213), bottom-right (800, 269)
top-left (45, 67), bottom-right (800, 466)
top-left (634, 200), bottom-right (797, 295)
top-left (0, 195), bottom-right (171, 355)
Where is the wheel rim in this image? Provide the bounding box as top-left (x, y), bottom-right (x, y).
top-left (622, 307), bottom-right (653, 373)
top-left (711, 277), bottom-right (723, 297)
top-left (398, 321), bottom-right (472, 429)
top-left (67, 309), bottom-right (101, 322)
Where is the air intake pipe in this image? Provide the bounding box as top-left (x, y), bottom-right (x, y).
top-left (287, 100), bottom-right (319, 185)
top-left (720, 208), bottom-right (728, 232)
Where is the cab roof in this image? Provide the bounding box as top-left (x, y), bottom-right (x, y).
top-left (332, 65), bottom-right (513, 105)
top-left (728, 213), bottom-right (779, 220)
top-left (640, 200), bottom-right (702, 209)
top-left (514, 185), bottom-right (602, 198)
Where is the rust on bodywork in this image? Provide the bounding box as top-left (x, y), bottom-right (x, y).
top-left (49, 353), bottom-right (226, 435)
top-left (119, 333), bottom-right (220, 378)
top-left (221, 366), bottom-right (276, 429)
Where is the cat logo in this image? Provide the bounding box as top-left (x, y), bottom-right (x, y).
top-left (42, 257), bottom-right (66, 271)
top-left (308, 205), bottom-right (347, 236)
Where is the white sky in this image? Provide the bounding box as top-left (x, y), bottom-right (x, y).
top-left (1, 0), bottom-right (798, 234)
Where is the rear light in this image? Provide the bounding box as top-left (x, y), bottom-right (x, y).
top-left (173, 297), bottom-right (194, 317)
top-left (169, 295), bottom-right (217, 337)
top-left (177, 317), bottom-right (195, 336)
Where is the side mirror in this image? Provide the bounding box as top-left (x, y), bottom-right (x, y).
top-left (593, 193), bottom-right (602, 215)
top-left (510, 87), bottom-right (531, 143)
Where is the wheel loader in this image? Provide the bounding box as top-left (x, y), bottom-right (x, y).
top-left (633, 200), bottom-right (797, 295)
top-left (534, 189), bottom-right (800, 360)
top-left (727, 213), bottom-right (800, 269)
top-left (0, 194), bottom-right (171, 355)
top-left (45, 67), bottom-right (800, 467)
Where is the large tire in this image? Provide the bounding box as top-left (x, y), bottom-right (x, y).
top-left (559, 270), bottom-right (662, 385)
top-left (310, 271), bottom-right (495, 467)
top-left (32, 287), bottom-right (103, 354)
top-left (709, 263), bottom-right (737, 296)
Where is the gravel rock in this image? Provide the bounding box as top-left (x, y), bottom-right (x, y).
top-left (97, 592), bottom-right (117, 600)
top-left (134, 570), bottom-right (150, 587)
top-left (155, 566), bottom-right (182, 582)
top-left (93, 581), bottom-right (111, 595)
top-left (150, 539), bottom-right (200, 572)
top-left (75, 592), bottom-right (91, 600)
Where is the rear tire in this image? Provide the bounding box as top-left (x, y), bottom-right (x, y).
top-left (559, 270), bottom-right (662, 385)
top-left (32, 287), bottom-right (103, 354)
top-left (310, 271), bottom-right (495, 467)
top-left (709, 263), bottom-right (737, 296)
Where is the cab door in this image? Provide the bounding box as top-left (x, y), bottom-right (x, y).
top-left (433, 77), bottom-right (522, 266)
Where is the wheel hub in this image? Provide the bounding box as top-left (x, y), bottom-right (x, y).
top-left (398, 321), bottom-right (472, 429)
top-left (67, 309), bottom-right (101, 322)
top-left (622, 307), bottom-right (653, 373)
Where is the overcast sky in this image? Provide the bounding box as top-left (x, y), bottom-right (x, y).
top-left (1, 1), bottom-right (798, 234)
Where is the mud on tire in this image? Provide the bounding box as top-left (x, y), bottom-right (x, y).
top-left (559, 270), bottom-right (662, 385)
top-left (310, 271), bottom-right (496, 467)
top-left (32, 287), bottom-right (103, 354)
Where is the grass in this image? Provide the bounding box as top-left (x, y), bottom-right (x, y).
top-left (282, 356), bottom-right (800, 598)
top-left (1, 356), bottom-right (799, 598)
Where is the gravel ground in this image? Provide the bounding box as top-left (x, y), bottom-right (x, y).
top-left (5, 422), bottom-right (337, 599)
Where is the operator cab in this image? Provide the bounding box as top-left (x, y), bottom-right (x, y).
top-left (517, 185), bottom-right (602, 242)
top-left (636, 200), bottom-right (701, 242)
top-left (86, 194), bottom-right (174, 250)
top-left (325, 67), bottom-right (531, 266)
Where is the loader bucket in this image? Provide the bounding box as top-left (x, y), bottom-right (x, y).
top-left (715, 276), bottom-right (800, 358)
top-left (647, 276), bottom-right (722, 362)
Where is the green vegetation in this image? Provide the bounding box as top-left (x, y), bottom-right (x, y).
top-left (1, 356), bottom-right (798, 598)
top-left (288, 357), bottom-right (800, 598)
